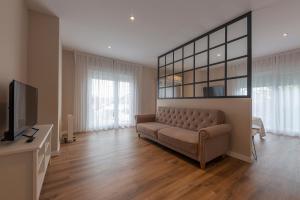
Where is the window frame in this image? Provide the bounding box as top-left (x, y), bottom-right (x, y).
top-left (157, 12), bottom-right (252, 99)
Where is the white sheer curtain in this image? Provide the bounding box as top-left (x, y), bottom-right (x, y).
top-left (74, 52), bottom-right (141, 132)
top-left (252, 49), bottom-right (300, 136)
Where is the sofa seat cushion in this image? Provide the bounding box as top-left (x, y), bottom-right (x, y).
top-left (158, 127), bottom-right (199, 154)
top-left (137, 122), bottom-right (171, 139)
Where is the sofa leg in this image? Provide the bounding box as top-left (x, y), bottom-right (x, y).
top-left (200, 162), bottom-right (206, 170)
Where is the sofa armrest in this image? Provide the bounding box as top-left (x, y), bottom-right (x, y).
top-left (198, 124), bottom-right (231, 169)
top-left (199, 124), bottom-right (232, 139)
top-left (135, 114), bottom-right (156, 124)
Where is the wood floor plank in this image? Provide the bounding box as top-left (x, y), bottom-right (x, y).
top-left (40, 128), bottom-right (300, 200)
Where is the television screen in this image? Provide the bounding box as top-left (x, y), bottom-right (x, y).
top-left (7, 80), bottom-right (38, 140)
top-left (203, 86), bottom-right (225, 97)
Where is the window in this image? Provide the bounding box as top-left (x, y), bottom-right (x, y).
top-left (118, 81), bottom-right (131, 126)
top-left (73, 53), bottom-right (139, 132)
top-left (251, 49), bottom-right (300, 136)
top-left (158, 12), bottom-right (251, 98)
top-left (89, 79), bottom-right (114, 129)
top-left (88, 79), bottom-right (134, 130)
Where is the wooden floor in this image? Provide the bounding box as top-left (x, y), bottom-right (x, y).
top-left (40, 128), bottom-right (300, 200)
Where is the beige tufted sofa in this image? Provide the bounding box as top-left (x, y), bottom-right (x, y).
top-left (135, 107), bottom-right (232, 169)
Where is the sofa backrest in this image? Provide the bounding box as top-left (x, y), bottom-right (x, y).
top-left (156, 107), bottom-right (225, 131)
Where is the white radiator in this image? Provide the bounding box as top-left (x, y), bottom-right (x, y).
top-left (66, 114), bottom-right (74, 142)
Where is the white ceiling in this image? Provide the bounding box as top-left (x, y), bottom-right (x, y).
top-left (27, 0), bottom-right (300, 67)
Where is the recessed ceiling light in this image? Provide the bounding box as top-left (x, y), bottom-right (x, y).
top-left (129, 15), bottom-right (135, 21)
top-left (108, 45), bottom-right (112, 49)
top-left (283, 33), bottom-right (288, 37)
top-left (217, 53), bottom-right (221, 57)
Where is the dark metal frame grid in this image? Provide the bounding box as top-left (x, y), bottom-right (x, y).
top-left (157, 12), bottom-right (252, 99)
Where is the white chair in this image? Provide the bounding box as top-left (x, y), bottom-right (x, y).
top-left (251, 117), bottom-right (266, 161)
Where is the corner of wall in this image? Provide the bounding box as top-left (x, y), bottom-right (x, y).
top-left (0, 0), bottom-right (29, 135)
top-left (27, 10), bottom-right (61, 154)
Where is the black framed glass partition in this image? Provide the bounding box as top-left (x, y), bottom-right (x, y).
top-left (158, 12), bottom-right (252, 99)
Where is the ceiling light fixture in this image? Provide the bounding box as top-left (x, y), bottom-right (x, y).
top-left (217, 53), bottom-right (221, 57)
top-left (108, 45), bottom-right (112, 49)
top-left (283, 33), bottom-right (288, 37)
top-left (130, 15), bottom-right (135, 21)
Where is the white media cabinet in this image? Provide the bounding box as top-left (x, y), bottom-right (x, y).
top-left (0, 124), bottom-right (53, 200)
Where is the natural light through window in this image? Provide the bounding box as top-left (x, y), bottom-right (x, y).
top-left (88, 79), bottom-right (133, 130)
top-left (253, 85), bottom-right (300, 135)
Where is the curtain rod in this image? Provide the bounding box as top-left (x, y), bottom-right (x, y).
top-left (74, 50), bottom-right (144, 68)
top-left (253, 48), bottom-right (300, 62)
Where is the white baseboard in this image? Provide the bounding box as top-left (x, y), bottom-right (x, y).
top-left (227, 151), bottom-right (253, 163)
top-left (51, 151), bottom-right (60, 156)
top-left (51, 148), bottom-right (60, 156)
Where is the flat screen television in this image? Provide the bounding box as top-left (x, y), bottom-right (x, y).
top-left (203, 86), bottom-right (225, 97)
top-left (4, 80), bottom-right (38, 141)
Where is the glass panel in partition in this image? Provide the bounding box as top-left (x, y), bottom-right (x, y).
top-left (166, 64), bottom-right (173, 75)
top-left (159, 66), bottom-right (165, 77)
top-left (184, 57), bottom-right (193, 71)
top-left (166, 87), bottom-right (173, 98)
top-left (174, 86), bottom-right (183, 98)
top-left (195, 36), bottom-right (208, 53)
top-left (174, 48), bottom-right (182, 61)
top-left (195, 67), bottom-right (207, 82)
top-left (209, 63), bottom-right (225, 80)
top-left (159, 56), bottom-right (165, 67)
top-left (159, 77), bottom-right (165, 88)
top-left (174, 73), bottom-right (183, 86)
top-left (166, 53), bottom-right (173, 64)
top-left (184, 71), bottom-right (194, 84)
top-left (174, 61), bottom-right (182, 73)
top-left (195, 83), bottom-right (207, 97)
top-left (209, 28), bottom-right (225, 48)
top-left (209, 45), bottom-right (225, 64)
top-left (183, 85), bottom-right (193, 97)
top-left (227, 37), bottom-right (247, 60)
top-left (227, 78), bottom-right (247, 96)
top-left (208, 81), bottom-right (225, 97)
top-left (227, 18), bottom-right (247, 41)
top-left (195, 52), bottom-right (207, 68)
top-left (227, 57), bottom-right (247, 78)
top-left (166, 75), bottom-right (173, 87)
top-left (184, 43), bottom-right (194, 58)
top-left (159, 88), bottom-right (165, 98)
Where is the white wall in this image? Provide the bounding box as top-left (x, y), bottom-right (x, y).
top-left (140, 67), bottom-right (157, 114)
top-left (61, 50), bottom-right (75, 132)
top-left (28, 10), bottom-right (61, 154)
top-left (0, 0), bottom-right (28, 135)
